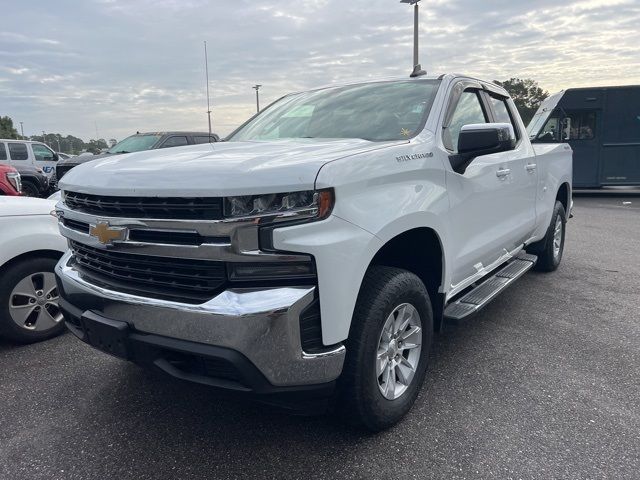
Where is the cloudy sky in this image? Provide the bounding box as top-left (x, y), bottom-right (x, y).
top-left (1, 0), bottom-right (639, 141)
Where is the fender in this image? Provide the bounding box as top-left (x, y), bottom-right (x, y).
top-left (0, 216), bottom-right (67, 269)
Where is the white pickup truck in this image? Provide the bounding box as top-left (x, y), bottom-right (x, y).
top-left (55, 74), bottom-right (572, 430)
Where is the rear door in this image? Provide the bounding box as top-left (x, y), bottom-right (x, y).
top-left (484, 91), bottom-right (538, 241)
top-left (563, 109), bottom-right (600, 187)
top-left (7, 142), bottom-right (30, 168)
top-left (600, 88), bottom-right (640, 185)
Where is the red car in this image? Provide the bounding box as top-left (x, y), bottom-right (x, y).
top-left (0, 164), bottom-right (22, 196)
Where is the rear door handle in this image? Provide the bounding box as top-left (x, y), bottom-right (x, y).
top-left (526, 163), bottom-right (537, 172)
top-left (496, 168), bottom-right (511, 178)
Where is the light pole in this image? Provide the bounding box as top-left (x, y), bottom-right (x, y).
top-left (19, 122), bottom-right (24, 138)
top-left (400, 0), bottom-right (426, 77)
top-left (253, 85), bottom-right (262, 113)
top-left (42, 131), bottom-right (47, 146)
top-left (204, 41), bottom-right (212, 139)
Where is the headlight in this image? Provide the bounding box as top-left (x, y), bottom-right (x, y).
top-left (6, 172), bottom-right (21, 193)
top-left (223, 189), bottom-right (334, 221)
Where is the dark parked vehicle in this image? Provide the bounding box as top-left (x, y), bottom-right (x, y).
top-left (528, 85), bottom-right (640, 188)
top-left (55, 131), bottom-right (220, 184)
top-left (13, 164), bottom-right (50, 197)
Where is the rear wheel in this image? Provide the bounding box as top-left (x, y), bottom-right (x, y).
top-left (338, 266), bottom-right (433, 431)
top-left (0, 257), bottom-right (65, 343)
top-left (528, 201), bottom-right (567, 272)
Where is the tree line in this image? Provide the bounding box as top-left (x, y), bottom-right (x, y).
top-left (0, 116), bottom-right (116, 154)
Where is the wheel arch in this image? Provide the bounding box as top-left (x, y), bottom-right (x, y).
top-left (365, 227), bottom-right (446, 332)
top-left (0, 249), bottom-right (64, 274)
top-left (556, 182), bottom-right (571, 213)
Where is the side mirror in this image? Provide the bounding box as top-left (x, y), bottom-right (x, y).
top-left (52, 153), bottom-right (59, 162)
top-left (449, 123), bottom-right (516, 174)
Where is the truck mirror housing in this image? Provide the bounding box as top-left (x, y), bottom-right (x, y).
top-left (450, 123), bottom-right (516, 174)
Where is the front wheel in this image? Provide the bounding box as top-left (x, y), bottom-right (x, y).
top-left (0, 257), bottom-right (65, 343)
top-left (338, 266), bottom-right (433, 431)
top-left (20, 181), bottom-right (41, 197)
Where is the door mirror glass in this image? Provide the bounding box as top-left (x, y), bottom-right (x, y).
top-left (450, 123), bottom-right (516, 173)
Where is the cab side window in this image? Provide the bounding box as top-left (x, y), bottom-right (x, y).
top-left (445, 90), bottom-right (488, 152)
top-left (564, 110), bottom-right (596, 140)
top-left (193, 136), bottom-right (215, 144)
top-left (8, 143), bottom-right (28, 160)
top-left (32, 143), bottom-right (55, 161)
top-left (0, 143), bottom-right (7, 161)
top-left (160, 136), bottom-right (188, 148)
top-left (489, 95), bottom-right (520, 140)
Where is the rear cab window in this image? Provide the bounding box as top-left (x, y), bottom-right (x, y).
top-left (8, 143), bottom-right (28, 160)
top-left (488, 95), bottom-right (521, 141)
top-left (193, 136), bottom-right (216, 144)
top-left (160, 136), bottom-right (188, 148)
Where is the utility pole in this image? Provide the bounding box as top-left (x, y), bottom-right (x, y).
top-left (42, 130), bottom-right (47, 146)
top-left (253, 85), bottom-right (262, 113)
top-left (19, 122), bottom-right (24, 138)
top-left (204, 41), bottom-right (212, 139)
top-left (400, 0), bottom-right (426, 77)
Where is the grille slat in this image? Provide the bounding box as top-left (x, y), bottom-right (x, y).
top-left (70, 241), bottom-right (226, 303)
top-left (64, 191), bottom-right (223, 220)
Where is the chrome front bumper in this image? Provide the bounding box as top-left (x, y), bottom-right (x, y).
top-left (55, 251), bottom-right (345, 387)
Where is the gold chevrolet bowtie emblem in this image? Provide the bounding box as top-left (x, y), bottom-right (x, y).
top-left (89, 221), bottom-right (127, 245)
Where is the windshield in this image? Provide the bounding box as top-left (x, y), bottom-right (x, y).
top-left (108, 134), bottom-right (162, 154)
top-left (229, 80), bottom-right (441, 142)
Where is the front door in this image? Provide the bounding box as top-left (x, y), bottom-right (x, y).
top-left (564, 109), bottom-right (600, 187)
top-left (31, 143), bottom-right (58, 177)
top-left (443, 88), bottom-right (536, 288)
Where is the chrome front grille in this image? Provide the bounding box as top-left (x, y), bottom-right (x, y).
top-left (70, 240), bottom-right (227, 303)
top-left (64, 191), bottom-right (224, 220)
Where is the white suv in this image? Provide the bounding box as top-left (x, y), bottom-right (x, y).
top-left (0, 140), bottom-right (60, 178)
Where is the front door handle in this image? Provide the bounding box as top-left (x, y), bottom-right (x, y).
top-left (496, 168), bottom-right (511, 178)
top-left (526, 163), bottom-right (537, 172)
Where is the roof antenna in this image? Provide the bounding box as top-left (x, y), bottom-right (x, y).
top-left (401, 0), bottom-right (427, 77)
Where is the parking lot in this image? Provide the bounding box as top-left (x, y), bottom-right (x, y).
top-left (1, 194), bottom-right (638, 480)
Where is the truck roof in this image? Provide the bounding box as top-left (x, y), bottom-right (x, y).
top-left (563, 84), bottom-right (640, 93)
top-left (287, 73), bottom-right (510, 98)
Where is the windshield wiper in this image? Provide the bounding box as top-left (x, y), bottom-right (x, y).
top-left (113, 150), bottom-right (130, 154)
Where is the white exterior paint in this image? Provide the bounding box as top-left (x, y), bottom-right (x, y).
top-left (0, 140), bottom-right (59, 177)
top-left (0, 197), bottom-right (68, 269)
top-left (57, 74), bottom-right (572, 347)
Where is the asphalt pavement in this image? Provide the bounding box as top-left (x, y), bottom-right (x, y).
top-left (1, 194), bottom-right (638, 480)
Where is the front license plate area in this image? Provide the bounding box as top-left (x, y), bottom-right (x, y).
top-left (81, 311), bottom-right (130, 359)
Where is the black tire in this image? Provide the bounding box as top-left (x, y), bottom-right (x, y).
top-left (20, 181), bottom-right (40, 198)
top-left (0, 257), bottom-right (65, 344)
top-left (528, 201), bottom-right (567, 272)
top-left (338, 266), bottom-right (433, 431)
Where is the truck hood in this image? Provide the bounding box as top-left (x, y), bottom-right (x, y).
top-left (59, 139), bottom-right (400, 196)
